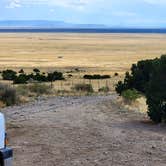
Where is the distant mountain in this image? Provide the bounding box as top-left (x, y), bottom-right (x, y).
top-left (0, 20), bottom-right (107, 29)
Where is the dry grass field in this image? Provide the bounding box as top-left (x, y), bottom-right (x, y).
top-left (0, 33), bottom-right (166, 93)
top-left (0, 33), bottom-right (166, 74)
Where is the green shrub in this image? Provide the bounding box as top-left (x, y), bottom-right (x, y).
top-left (114, 73), bottom-right (119, 76)
top-left (121, 89), bottom-right (141, 102)
top-left (1, 69), bottom-right (64, 84)
top-left (47, 71), bottom-right (64, 81)
top-left (28, 83), bottom-right (52, 96)
top-left (18, 69), bottom-right (24, 74)
top-left (32, 73), bottom-right (47, 82)
top-left (115, 55), bottom-right (166, 123)
top-left (33, 68), bottom-right (40, 73)
top-left (2, 70), bottom-right (17, 80)
top-left (115, 81), bottom-right (127, 95)
top-left (0, 84), bottom-right (17, 106)
top-left (83, 74), bottom-right (110, 80)
top-left (13, 74), bottom-right (29, 84)
top-left (16, 85), bottom-right (29, 96)
top-left (98, 86), bottom-right (110, 92)
top-left (68, 74), bottom-right (73, 78)
top-left (146, 55), bottom-right (166, 123)
top-left (73, 84), bottom-right (94, 92)
top-left (115, 59), bottom-right (156, 95)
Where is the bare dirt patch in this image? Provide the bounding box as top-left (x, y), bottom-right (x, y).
top-left (2, 95), bottom-right (166, 166)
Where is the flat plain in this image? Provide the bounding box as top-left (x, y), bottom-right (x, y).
top-left (0, 33), bottom-right (166, 74)
top-left (1, 33), bottom-right (166, 166)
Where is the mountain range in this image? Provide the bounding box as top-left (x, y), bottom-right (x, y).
top-left (0, 20), bottom-right (108, 29)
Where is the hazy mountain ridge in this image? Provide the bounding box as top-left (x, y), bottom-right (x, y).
top-left (0, 20), bottom-right (107, 28)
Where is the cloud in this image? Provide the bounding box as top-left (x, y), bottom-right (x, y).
top-left (6, 0), bottom-right (96, 9)
top-left (6, 0), bottom-right (22, 8)
top-left (5, 0), bottom-right (166, 10)
top-left (144, 0), bottom-right (166, 5)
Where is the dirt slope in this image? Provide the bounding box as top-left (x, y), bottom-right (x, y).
top-left (2, 95), bottom-right (166, 166)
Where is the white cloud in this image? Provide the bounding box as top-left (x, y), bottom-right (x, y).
top-left (144, 0), bottom-right (166, 5)
top-left (6, 0), bottom-right (22, 8)
top-left (6, 0), bottom-right (98, 9)
top-left (6, 0), bottom-right (166, 11)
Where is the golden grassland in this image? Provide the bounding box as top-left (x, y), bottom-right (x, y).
top-left (0, 33), bottom-right (166, 74)
top-left (0, 33), bottom-right (166, 94)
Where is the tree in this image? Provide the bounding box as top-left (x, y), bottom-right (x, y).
top-left (83, 74), bottom-right (110, 80)
top-left (13, 74), bottom-right (29, 84)
top-left (47, 71), bottom-right (64, 82)
top-left (33, 68), bottom-right (40, 74)
top-left (115, 54), bottom-right (166, 123)
top-left (115, 59), bottom-right (155, 95)
top-left (146, 55), bottom-right (166, 123)
top-left (2, 70), bottom-right (17, 80)
top-left (115, 81), bottom-right (126, 95)
top-left (19, 69), bottom-right (24, 74)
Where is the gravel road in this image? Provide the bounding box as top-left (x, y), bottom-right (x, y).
top-left (2, 94), bottom-right (166, 166)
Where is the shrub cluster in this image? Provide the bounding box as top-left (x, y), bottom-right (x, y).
top-left (73, 84), bottom-right (94, 92)
top-left (16, 83), bottom-right (53, 97)
top-left (146, 55), bottom-right (166, 123)
top-left (0, 83), bottom-right (17, 106)
top-left (28, 83), bottom-right (52, 96)
top-left (2, 70), bottom-right (17, 80)
top-left (121, 89), bottom-right (141, 102)
top-left (114, 72), bottom-right (119, 76)
top-left (1, 69), bottom-right (64, 84)
top-left (98, 86), bottom-right (110, 93)
top-left (115, 59), bottom-right (155, 95)
top-left (115, 55), bottom-right (166, 123)
top-left (83, 74), bottom-right (110, 80)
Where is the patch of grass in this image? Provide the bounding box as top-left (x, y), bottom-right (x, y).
top-left (98, 86), bottom-right (110, 93)
top-left (0, 83), bottom-right (17, 106)
top-left (16, 83), bottom-right (53, 97)
top-left (16, 85), bottom-right (29, 96)
top-left (0, 101), bottom-right (6, 108)
top-left (121, 89), bottom-right (141, 102)
top-left (28, 83), bottom-right (52, 96)
top-left (72, 83), bottom-right (94, 93)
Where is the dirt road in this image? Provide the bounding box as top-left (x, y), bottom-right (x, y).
top-left (2, 95), bottom-right (166, 166)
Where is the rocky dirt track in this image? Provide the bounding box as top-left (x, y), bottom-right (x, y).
top-left (2, 95), bottom-right (166, 166)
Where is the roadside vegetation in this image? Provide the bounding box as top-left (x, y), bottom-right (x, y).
top-left (98, 86), bottom-right (110, 93)
top-left (1, 54), bottom-right (165, 124)
top-left (0, 68), bottom-right (114, 107)
top-left (72, 83), bottom-right (94, 93)
top-left (121, 89), bottom-right (141, 103)
top-left (0, 83), bottom-right (17, 107)
top-left (0, 83), bottom-right (53, 107)
top-left (1, 68), bottom-right (64, 84)
top-left (16, 83), bottom-right (52, 97)
top-left (115, 55), bottom-right (166, 123)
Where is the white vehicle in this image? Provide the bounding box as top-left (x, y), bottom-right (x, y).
top-left (0, 113), bottom-right (13, 166)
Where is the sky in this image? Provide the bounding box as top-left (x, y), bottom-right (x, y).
top-left (1, 0), bottom-right (166, 27)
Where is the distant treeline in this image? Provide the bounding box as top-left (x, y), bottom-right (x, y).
top-left (1, 68), bottom-right (64, 84)
top-left (83, 74), bottom-right (111, 80)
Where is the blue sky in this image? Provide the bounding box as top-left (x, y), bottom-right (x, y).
top-left (1, 0), bottom-right (166, 27)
